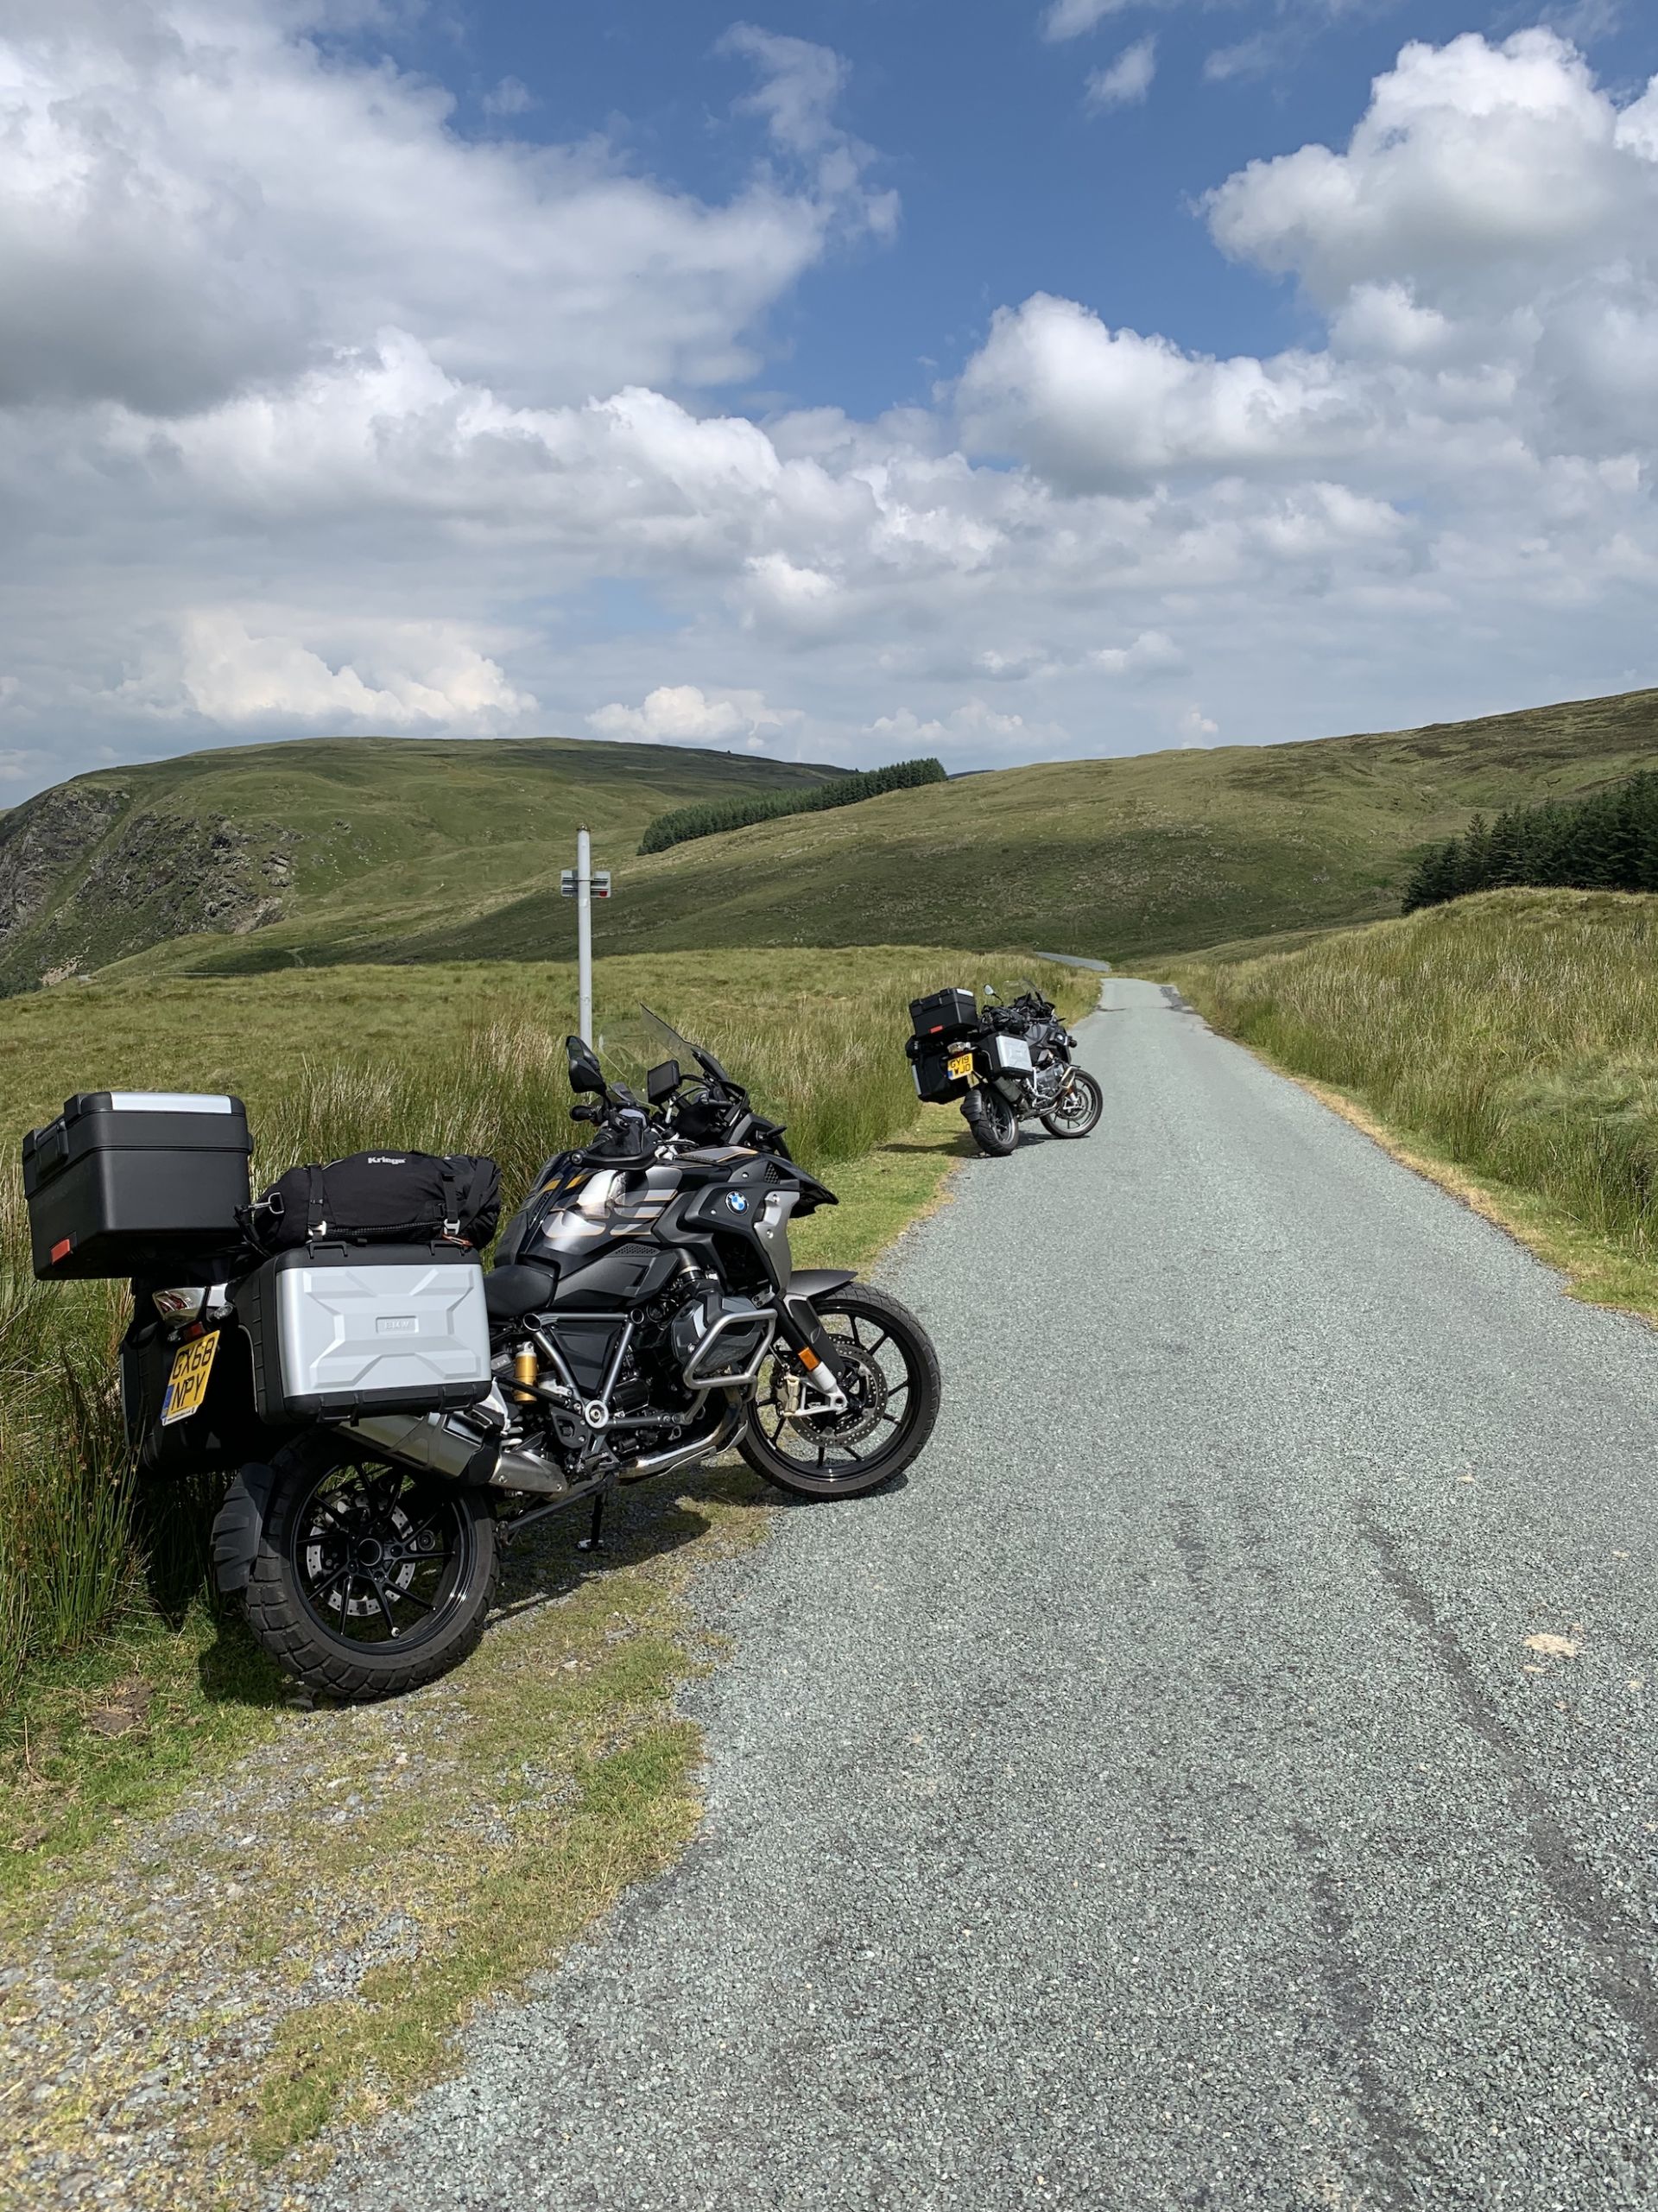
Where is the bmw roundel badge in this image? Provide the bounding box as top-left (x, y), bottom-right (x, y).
top-left (725, 1192), bottom-right (749, 1214)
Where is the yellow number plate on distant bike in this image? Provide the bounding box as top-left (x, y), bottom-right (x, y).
top-left (947, 1051), bottom-right (973, 1078)
top-left (161, 1332), bottom-right (219, 1425)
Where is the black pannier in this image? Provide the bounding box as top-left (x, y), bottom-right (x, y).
top-left (22, 1092), bottom-right (253, 1280)
top-left (906, 1036), bottom-right (976, 1105)
top-left (247, 1150), bottom-right (500, 1253)
top-left (119, 1311), bottom-right (269, 1474)
top-left (908, 986), bottom-right (978, 1042)
top-left (906, 987), bottom-right (980, 1104)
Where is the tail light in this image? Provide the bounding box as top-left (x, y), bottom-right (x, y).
top-left (152, 1287), bottom-right (206, 1323)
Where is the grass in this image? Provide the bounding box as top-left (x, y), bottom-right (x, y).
top-left (90, 682), bottom-right (1658, 982)
top-left (237, 1508), bottom-right (734, 2170)
top-left (1160, 889), bottom-right (1658, 1315)
top-left (2, 1470), bottom-right (775, 2209)
top-left (0, 733), bottom-right (844, 994)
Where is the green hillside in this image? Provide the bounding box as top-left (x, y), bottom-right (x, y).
top-left (334, 685), bottom-right (1658, 969)
top-left (0, 736), bottom-right (841, 994)
top-left (12, 688), bottom-right (1658, 986)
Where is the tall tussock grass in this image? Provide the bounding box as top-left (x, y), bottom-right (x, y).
top-left (1, 949), bottom-right (1052, 1701)
top-left (1169, 889), bottom-right (1658, 1260)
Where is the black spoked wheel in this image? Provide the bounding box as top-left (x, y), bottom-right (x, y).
top-left (1040, 1068), bottom-right (1103, 1138)
top-left (739, 1283), bottom-right (942, 1499)
top-left (242, 1434), bottom-right (497, 1702)
top-left (967, 1085), bottom-right (1019, 1156)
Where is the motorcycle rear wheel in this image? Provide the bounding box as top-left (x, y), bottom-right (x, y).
top-left (740, 1283), bottom-right (941, 1499)
top-left (967, 1085), bottom-right (1019, 1156)
top-left (241, 1433), bottom-right (498, 1702)
top-left (1041, 1068), bottom-right (1104, 1138)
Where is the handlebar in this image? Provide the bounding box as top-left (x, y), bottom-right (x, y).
top-left (565, 1059), bottom-right (789, 1162)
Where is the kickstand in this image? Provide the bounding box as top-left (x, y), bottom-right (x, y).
top-left (577, 1491), bottom-right (606, 1553)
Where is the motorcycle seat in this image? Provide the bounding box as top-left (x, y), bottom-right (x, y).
top-left (484, 1263), bottom-right (557, 1321)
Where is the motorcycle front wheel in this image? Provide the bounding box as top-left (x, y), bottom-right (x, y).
top-left (240, 1433), bottom-right (498, 1702)
top-left (966, 1085), bottom-right (1019, 1156)
top-left (1041, 1068), bottom-right (1104, 1138)
top-left (740, 1283), bottom-right (942, 1499)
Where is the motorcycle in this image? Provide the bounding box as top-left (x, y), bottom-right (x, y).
top-left (28, 1024), bottom-right (941, 1705)
top-left (906, 981), bottom-right (1103, 1157)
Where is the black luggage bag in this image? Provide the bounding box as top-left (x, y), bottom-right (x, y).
top-left (247, 1150), bottom-right (500, 1253)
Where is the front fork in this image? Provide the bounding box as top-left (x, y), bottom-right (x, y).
top-left (774, 1297), bottom-right (851, 1415)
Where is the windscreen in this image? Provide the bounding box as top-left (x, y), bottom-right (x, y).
top-left (637, 1004), bottom-right (731, 1085)
top-left (638, 1004), bottom-right (699, 1067)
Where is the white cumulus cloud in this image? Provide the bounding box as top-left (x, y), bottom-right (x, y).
top-left (1086, 38), bottom-right (1157, 113)
top-left (2, 14), bottom-right (1658, 788)
top-left (1092, 631), bottom-right (1185, 677)
top-left (120, 612), bottom-right (536, 733)
top-left (0, 0), bottom-right (892, 415)
top-left (587, 686), bottom-right (802, 748)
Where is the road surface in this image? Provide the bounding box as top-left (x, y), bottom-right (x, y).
top-left (315, 978), bottom-right (1658, 2209)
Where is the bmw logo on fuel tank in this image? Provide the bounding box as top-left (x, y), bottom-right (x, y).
top-left (725, 1192), bottom-right (749, 1213)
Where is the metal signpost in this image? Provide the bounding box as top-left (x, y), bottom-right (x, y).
top-left (559, 827), bottom-right (612, 1046)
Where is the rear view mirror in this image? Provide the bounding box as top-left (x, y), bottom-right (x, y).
top-left (646, 1059), bottom-right (681, 1105)
top-left (565, 1036), bottom-right (607, 1096)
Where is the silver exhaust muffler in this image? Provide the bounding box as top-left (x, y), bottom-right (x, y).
top-left (342, 1384), bottom-right (568, 1499)
top-left (343, 1391), bottom-right (744, 1499)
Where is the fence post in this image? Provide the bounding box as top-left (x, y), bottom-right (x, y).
top-left (576, 824), bottom-right (593, 1046)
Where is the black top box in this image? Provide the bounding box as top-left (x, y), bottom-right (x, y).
top-left (908, 986), bottom-right (978, 1042)
top-left (22, 1092), bottom-right (253, 1281)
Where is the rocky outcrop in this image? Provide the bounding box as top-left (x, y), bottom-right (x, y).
top-left (0, 779), bottom-right (130, 944)
top-left (0, 784), bottom-right (297, 991)
top-left (78, 810), bottom-right (295, 938)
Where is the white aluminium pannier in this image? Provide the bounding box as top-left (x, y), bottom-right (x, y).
top-left (240, 1245), bottom-right (492, 1419)
top-left (983, 1032), bottom-right (1034, 1076)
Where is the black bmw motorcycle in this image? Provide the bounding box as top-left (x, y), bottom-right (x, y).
top-left (908, 982), bottom-right (1104, 1157)
top-left (34, 1023), bottom-right (940, 1704)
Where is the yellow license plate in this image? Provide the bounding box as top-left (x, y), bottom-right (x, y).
top-left (947, 1051), bottom-right (973, 1078)
top-left (161, 1332), bottom-right (219, 1425)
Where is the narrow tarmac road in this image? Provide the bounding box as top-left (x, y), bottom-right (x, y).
top-left (317, 979), bottom-right (1658, 2209)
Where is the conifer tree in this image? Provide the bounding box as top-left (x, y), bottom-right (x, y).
top-left (1397, 770), bottom-right (1658, 911)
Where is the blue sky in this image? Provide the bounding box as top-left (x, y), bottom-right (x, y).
top-left (354, 0), bottom-right (1658, 405)
top-left (3, 0), bottom-right (1657, 789)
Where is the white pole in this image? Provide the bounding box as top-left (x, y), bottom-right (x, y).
top-left (576, 823), bottom-right (593, 1045)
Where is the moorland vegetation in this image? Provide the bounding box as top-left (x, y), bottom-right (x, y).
top-left (9, 686), bottom-right (1658, 992)
top-left (0, 736), bottom-right (844, 996)
top-left (1163, 889), bottom-right (1658, 1314)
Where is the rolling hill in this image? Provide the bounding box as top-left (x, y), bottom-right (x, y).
top-left (0, 737), bottom-right (842, 994)
top-left (9, 687), bottom-right (1658, 988)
